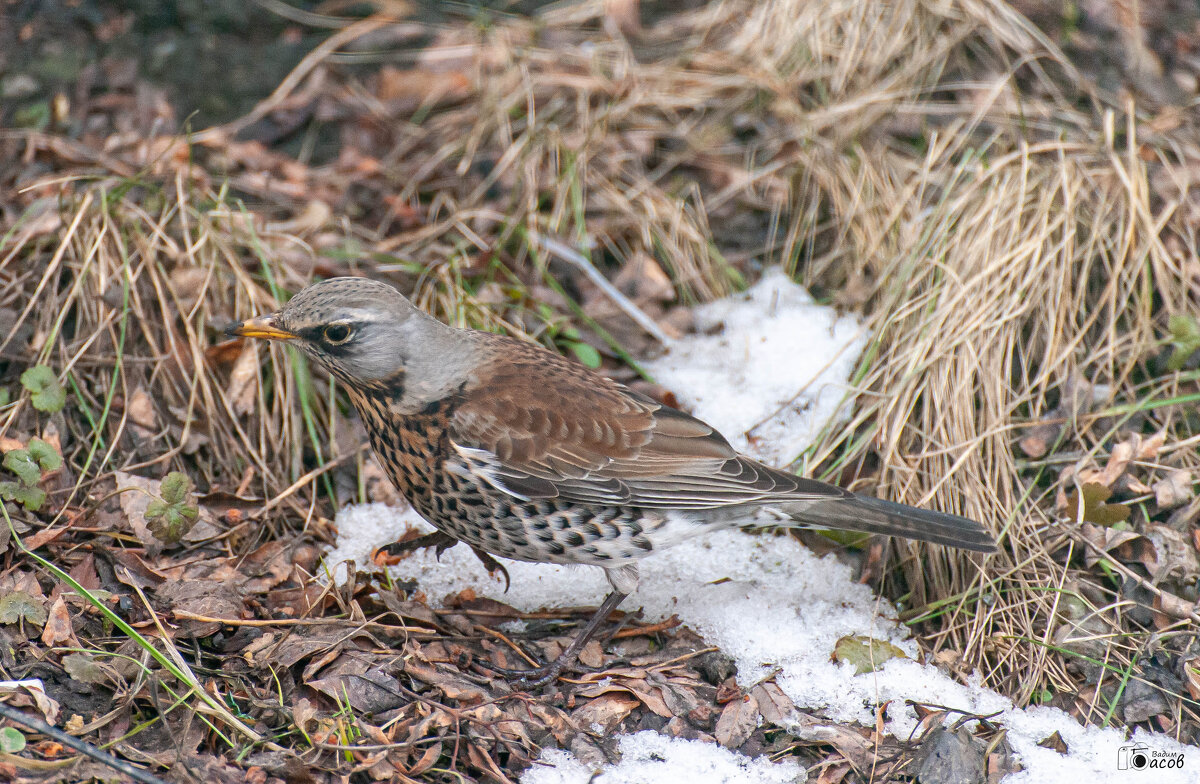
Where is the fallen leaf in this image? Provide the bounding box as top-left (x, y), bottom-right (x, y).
top-left (750, 681), bottom-right (795, 725)
top-left (1064, 483), bottom-right (1131, 527)
top-left (0, 679), bottom-right (59, 723)
top-left (1037, 731), bottom-right (1068, 754)
top-left (914, 726), bottom-right (986, 784)
top-left (39, 597), bottom-right (73, 647)
top-left (1154, 470), bottom-right (1194, 510)
top-left (308, 659), bottom-right (407, 715)
top-left (115, 471), bottom-right (161, 551)
top-left (157, 579), bottom-right (244, 637)
top-left (0, 591), bottom-right (47, 626)
top-left (714, 692), bottom-right (759, 749)
top-left (62, 652), bottom-right (108, 685)
top-left (227, 343), bottom-right (261, 416)
top-left (126, 385), bottom-right (157, 434)
top-left (571, 692), bottom-right (639, 734)
top-left (832, 635), bottom-right (908, 674)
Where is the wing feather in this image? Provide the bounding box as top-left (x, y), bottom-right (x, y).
top-left (448, 335), bottom-right (849, 509)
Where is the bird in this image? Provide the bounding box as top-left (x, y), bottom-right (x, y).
top-left (229, 276), bottom-right (996, 686)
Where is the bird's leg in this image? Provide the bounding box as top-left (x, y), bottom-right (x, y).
top-left (479, 590), bottom-right (628, 689)
top-left (373, 532), bottom-right (510, 589)
top-left (372, 530), bottom-right (459, 565)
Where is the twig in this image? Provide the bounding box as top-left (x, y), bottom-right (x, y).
top-left (169, 610), bottom-right (436, 633)
top-left (531, 233), bottom-right (674, 346)
top-left (475, 626), bottom-right (542, 668)
top-left (0, 701), bottom-right (168, 784)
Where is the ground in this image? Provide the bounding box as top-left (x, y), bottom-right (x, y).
top-left (0, 1), bottom-right (1199, 782)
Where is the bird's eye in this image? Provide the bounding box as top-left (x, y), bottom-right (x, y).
top-left (323, 323), bottom-right (353, 345)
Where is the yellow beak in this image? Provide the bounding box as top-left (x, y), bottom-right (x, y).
top-left (227, 315), bottom-right (297, 341)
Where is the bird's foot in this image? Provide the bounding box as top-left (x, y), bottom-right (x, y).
top-left (468, 546), bottom-right (511, 592)
top-left (372, 530), bottom-right (459, 566)
top-left (373, 534), bottom-right (510, 590)
top-left (476, 590), bottom-right (629, 689)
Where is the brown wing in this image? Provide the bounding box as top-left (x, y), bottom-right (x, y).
top-left (449, 335), bottom-right (849, 509)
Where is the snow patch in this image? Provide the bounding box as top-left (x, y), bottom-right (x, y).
top-left (643, 266), bottom-right (866, 466)
top-left (521, 731), bottom-right (806, 784)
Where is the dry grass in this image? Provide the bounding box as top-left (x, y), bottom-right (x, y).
top-left (2, 0), bottom-right (1200, 771)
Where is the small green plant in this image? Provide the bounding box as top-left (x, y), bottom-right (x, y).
top-left (0, 726), bottom-right (25, 753)
top-left (1167, 314), bottom-right (1200, 371)
top-left (20, 365), bottom-right (66, 413)
top-left (144, 471), bottom-right (199, 544)
top-left (0, 437), bottom-right (62, 512)
top-left (0, 590), bottom-right (46, 626)
top-left (537, 303), bottom-right (603, 368)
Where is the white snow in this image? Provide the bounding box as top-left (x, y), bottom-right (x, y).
top-left (320, 269), bottom-right (1200, 783)
top-left (643, 266), bottom-right (866, 466)
top-left (521, 731), bottom-right (805, 784)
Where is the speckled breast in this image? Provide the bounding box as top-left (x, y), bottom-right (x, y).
top-left (347, 388), bottom-right (670, 567)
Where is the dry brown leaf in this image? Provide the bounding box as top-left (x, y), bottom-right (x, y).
top-left (40, 597), bottom-right (74, 647)
top-left (571, 692), bottom-right (640, 734)
top-left (115, 471), bottom-right (161, 553)
top-left (169, 267), bottom-right (211, 314)
top-left (1145, 524), bottom-right (1200, 585)
top-left (714, 692), bottom-right (759, 749)
top-left (227, 342), bottom-right (260, 417)
top-left (157, 579), bottom-right (244, 637)
top-left (1154, 470), bottom-right (1194, 510)
top-left (1080, 522), bottom-right (1143, 568)
top-left (376, 65), bottom-right (471, 106)
top-left (750, 681), bottom-right (795, 725)
top-left (577, 639), bottom-right (605, 669)
top-left (308, 658), bottom-right (407, 715)
top-left (1094, 440), bottom-right (1134, 487)
top-left (0, 679), bottom-right (60, 724)
top-left (404, 660), bottom-right (488, 704)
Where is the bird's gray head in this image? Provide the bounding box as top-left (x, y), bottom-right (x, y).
top-left (229, 277), bottom-right (461, 391)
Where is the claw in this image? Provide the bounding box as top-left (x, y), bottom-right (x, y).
top-left (470, 546), bottom-right (511, 592)
top-left (372, 533), bottom-right (509, 590)
top-left (372, 530), bottom-right (460, 566)
top-left (476, 590), bottom-right (629, 690)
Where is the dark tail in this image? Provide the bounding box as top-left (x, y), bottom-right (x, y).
top-left (784, 494), bottom-right (997, 552)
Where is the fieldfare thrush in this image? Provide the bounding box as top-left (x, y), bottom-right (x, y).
top-left (230, 277), bottom-right (995, 686)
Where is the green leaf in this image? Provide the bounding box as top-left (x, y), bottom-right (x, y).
top-left (0, 590), bottom-right (47, 625)
top-left (62, 652), bottom-right (108, 685)
top-left (0, 388), bottom-right (9, 407)
top-left (144, 472), bottom-right (198, 545)
top-left (1167, 314), bottom-right (1200, 371)
top-left (0, 727), bottom-right (25, 753)
top-left (159, 471), bottom-right (191, 505)
top-left (20, 366), bottom-right (66, 413)
top-left (569, 341), bottom-right (602, 369)
top-left (832, 634), bottom-right (909, 674)
top-left (2, 450), bottom-right (41, 486)
top-left (26, 438), bottom-right (61, 472)
top-left (0, 482), bottom-right (46, 511)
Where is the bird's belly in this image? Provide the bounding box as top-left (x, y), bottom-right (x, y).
top-left (354, 399), bottom-right (720, 566)
top-left (446, 496), bottom-right (690, 566)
